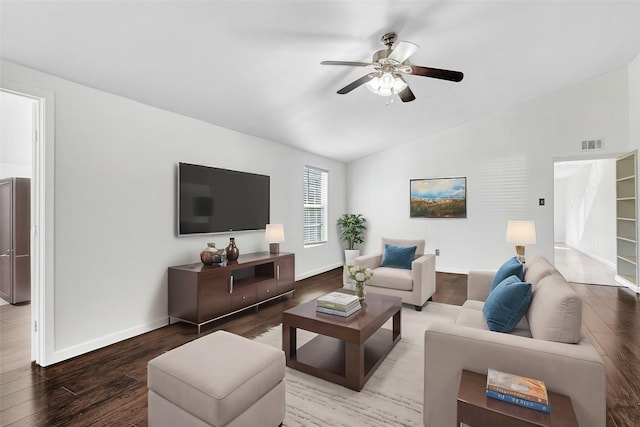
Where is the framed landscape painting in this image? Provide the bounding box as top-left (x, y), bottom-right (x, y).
top-left (410, 177), bottom-right (467, 218)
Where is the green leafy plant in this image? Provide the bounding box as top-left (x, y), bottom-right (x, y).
top-left (337, 214), bottom-right (367, 250)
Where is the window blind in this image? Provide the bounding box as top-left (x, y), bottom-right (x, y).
top-left (304, 166), bottom-right (328, 245)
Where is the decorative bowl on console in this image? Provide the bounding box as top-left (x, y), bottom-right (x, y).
top-left (200, 243), bottom-right (223, 265)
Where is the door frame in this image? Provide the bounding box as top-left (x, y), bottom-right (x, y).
top-left (1, 81), bottom-right (55, 366)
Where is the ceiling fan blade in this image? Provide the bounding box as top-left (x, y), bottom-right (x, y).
top-left (408, 65), bottom-right (464, 82)
top-left (321, 60), bottom-right (371, 67)
top-left (337, 73), bottom-right (376, 94)
top-left (396, 76), bottom-right (415, 102)
top-left (388, 41), bottom-right (419, 63)
top-left (398, 86), bottom-right (416, 102)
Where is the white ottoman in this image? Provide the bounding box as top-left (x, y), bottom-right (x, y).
top-left (147, 330), bottom-right (285, 427)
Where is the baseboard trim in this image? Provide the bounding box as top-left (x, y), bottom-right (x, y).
top-left (615, 274), bottom-right (640, 294)
top-left (296, 262), bottom-right (343, 281)
top-left (436, 267), bottom-right (469, 275)
top-left (42, 262), bottom-right (464, 366)
top-left (45, 317), bottom-right (169, 366)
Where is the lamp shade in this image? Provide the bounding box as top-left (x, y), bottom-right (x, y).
top-left (265, 224), bottom-right (285, 243)
top-left (506, 220), bottom-right (537, 244)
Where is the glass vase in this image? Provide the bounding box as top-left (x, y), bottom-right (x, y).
top-left (355, 281), bottom-right (366, 302)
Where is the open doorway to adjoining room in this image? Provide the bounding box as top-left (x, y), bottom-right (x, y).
top-left (553, 157), bottom-right (618, 286)
top-left (0, 84), bottom-right (51, 367)
top-left (0, 90), bottom-right (36, 370)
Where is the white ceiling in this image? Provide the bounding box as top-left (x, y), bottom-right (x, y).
top-left (2, 1), bottom-right (640, 163)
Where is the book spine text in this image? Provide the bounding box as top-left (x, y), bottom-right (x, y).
top-left (486, 389), bottom-right (551, 414)
top-left (486, 384), bottom-right (548, 405)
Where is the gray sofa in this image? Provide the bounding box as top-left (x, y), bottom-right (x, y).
top-left (423, 256), bottom-right (606, 427)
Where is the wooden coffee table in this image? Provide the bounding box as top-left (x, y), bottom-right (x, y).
top-left (282, 291), bottom-right (402, 391)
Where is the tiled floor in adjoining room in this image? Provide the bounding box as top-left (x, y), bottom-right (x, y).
top-left (554, 243), bottom-right (618, 286)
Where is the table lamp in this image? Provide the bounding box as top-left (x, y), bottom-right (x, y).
top-left (506, 220), bottom-right (536, 263)
top-left (265, 224), bottom-right (285, 254)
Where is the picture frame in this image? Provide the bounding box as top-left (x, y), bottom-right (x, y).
top-left (410, 177), bottom-right (467, 218)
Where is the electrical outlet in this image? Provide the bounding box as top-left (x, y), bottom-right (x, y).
top-left (435, 249), bottom-right (440, 256)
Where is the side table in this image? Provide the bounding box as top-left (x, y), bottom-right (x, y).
top-left (457, 370), bottom-right (578, 427)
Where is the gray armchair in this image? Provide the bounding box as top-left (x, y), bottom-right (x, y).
top-left (353, 237), bottom-right (436, 310)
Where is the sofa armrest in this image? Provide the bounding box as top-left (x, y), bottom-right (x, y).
top-left (423, 321), bottom-right (605, 427)
top-left (412, 254), bottom-right (436, 304)
top-left (467, 270), bottom-right (495, 301)
top-left (353, 254), bottom-right (382, 270)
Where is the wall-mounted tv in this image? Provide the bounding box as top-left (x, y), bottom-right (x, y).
top-left (178, 162), bottom-right (270, 235)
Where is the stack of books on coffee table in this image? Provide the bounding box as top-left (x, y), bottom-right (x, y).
top-left (485, 368), bottom-right (550, 413)
top-left (315, 292), bottom-right (361, 317)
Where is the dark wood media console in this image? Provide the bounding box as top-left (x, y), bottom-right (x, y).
top-left (168, 252), bottom-right (295, 332)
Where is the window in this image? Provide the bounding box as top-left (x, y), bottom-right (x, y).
top-left (304, 166), bottom-right (328, 245)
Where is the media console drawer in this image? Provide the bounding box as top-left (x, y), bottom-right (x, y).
top-left (168, 252), bottom-right (295, 332)
top-left (257, 279), bottom-right (278, 301)
top-left (231, 285), bottom-right (257, 310)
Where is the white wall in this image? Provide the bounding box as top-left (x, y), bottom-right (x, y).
top-left (1, 60), bottom-right (346, 364)
top-left (553, 174), bottom-right (566, 242)
top-left (347, 67), bottom-right (630, 273)
top-left (554, 160), bottom-right (616, 267)
top-left (0, 90), bottom-right (33, 178)
top-left (629, 53), bottom-right (640, 150)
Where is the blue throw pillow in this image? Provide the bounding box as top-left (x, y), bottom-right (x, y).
top-left (380, 244), bottom-right (417, 270)
top-left (483, 275), bottom-right (532, 332)
top-left (490, 256), bottom-right (524, 293)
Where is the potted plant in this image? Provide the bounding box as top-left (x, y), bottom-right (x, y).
top-left (337, 214), bottom-right (367, 286)
top-left (337, 213), bottom-right (367, 251)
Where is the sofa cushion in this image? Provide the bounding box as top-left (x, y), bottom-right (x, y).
top-left (459, 300), bottom-right (531, 336)
top-left (380, 244), bottom-right (417, 270)
top-left (524, 256), bottom-right (556, 290)
top-left (381, 237), bottom-right (425, 257)
top-left (456, 302), bottom-right (489, 330)
top-left (490, 257), bottom-right (524, 293)
top-left (369, 267), bottom-right (413, 291)
top-left (483, 275), bottom-right (532, 332)
top-left (527, 274), bottom-right (582, 343)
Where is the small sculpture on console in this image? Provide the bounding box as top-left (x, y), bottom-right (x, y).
top-left (226, 238), bottom-right (240, 261)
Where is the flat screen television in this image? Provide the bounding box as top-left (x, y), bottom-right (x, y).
top-left (177, 162), bottom-right (270, 235)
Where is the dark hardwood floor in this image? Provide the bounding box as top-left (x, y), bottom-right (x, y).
top-left (1, 270), bottom-right (638, 426)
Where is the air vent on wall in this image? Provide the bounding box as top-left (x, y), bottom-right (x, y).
top-left (580, 138), bottom-right (604, 151)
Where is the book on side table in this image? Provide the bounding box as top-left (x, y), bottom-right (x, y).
top-left (486, 368), bottom-right (551, 414)
top-left (315, 292), bottom-right (361, 316)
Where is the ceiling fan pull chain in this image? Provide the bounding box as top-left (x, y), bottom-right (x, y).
top-left (387, 88), bottom-right (396, 106)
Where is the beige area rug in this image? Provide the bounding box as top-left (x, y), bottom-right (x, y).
top-left (253, 302), bottom-right (460, 427)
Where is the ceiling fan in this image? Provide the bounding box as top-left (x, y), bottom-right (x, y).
top-left (321, 32), bottom-right (464, 102)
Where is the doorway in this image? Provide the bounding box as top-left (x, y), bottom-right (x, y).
top-left (0, 90), bottom-right (36, 368)
top-left (553, 158), bottom-right (617, 285)
top-left (0, 86), bottom-right (49, 365)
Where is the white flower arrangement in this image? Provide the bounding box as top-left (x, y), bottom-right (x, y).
top-left (346, 264), bottom-right (374, 300)
top-left (347, 264), bottom-right (374, 283)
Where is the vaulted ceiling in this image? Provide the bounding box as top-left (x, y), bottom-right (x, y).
top-left (2, 1), bottom-right (640, 163)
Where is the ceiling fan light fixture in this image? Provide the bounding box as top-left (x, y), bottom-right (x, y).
top-left (365, 72), bottom-right (408, 97)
